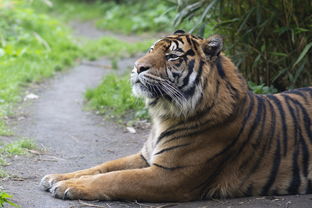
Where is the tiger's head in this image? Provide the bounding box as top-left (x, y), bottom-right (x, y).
top-left (131, 30), bottom-right (247, 120)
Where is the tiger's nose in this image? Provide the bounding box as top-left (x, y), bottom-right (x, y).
top-left (135, 62), bottom-right (151, 74)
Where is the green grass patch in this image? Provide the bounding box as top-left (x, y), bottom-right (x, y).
top-left (0, 139), bottom-right (37, 181)
top-left (0, 158), bottom-right (8, 166)
top-left (0, 139), bottom-right (37, 156)
top-left (0, 169), bottom-right (9, 178)
top-left (85, 73), bottom-right (148, 122)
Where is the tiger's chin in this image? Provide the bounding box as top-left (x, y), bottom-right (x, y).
top-left (132, 83), bottom-right (159, 99)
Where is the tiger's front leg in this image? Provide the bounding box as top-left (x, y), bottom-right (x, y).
top-left (50, 166), bottom-right (196, 202)
top-left (40, 153), bottom-right (148, 191)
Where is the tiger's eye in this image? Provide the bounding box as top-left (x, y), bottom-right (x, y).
top-left (166, 54), bottom-right (179, 60)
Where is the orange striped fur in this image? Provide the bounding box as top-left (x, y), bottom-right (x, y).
top-left (40, 31), bottom-right (312, 202)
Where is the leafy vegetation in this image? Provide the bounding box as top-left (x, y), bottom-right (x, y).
top-left (172, 0), bottom-right (312, 91)
top-left (95, 1), bottom-right (176, 34)
top-left (0, 0), bottom-right (83, 134)
top-left (248, 81), bottom-right (277, 94)
top-left (0, 191), bottom-right (17, 207)
top-left (33, 0), bottom-right (200, 35)
top-left (85, 73), bottom-right (148, 122)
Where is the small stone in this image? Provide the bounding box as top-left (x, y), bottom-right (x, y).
top-left (24, 93), bottom-right (39, 101)
top-left (126, 127), bottom-right (136, 134)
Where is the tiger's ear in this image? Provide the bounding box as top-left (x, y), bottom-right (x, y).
top-left (202, 34), bottom-right (223, 61)
top-left (174, 30), bottom-right (185, 35)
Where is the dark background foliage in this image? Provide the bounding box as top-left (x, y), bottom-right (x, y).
top-left (172, 0), bottom-right (312, 91)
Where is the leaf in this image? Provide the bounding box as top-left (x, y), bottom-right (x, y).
top-left (292, 63), bottom-right (305, 87)
top-left (292, 41), bottom-right (312, 68)
top-left (272, 68), bottom-right (288, 82)
top-left (190, 0), bottom-right (219, 33)
top-left (173, 1), bottom-right (204, 27)
top-left (270, 52), bottom-right (288, 57)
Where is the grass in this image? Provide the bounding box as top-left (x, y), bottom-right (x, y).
top-left (0, 139), bottom-right (37, 173)
top-left (0, 1), bottom-right (83, 134)
top-left (0, 139), bottom-right (37, 156)
top-left (85, 73), bottom-right (148, 122)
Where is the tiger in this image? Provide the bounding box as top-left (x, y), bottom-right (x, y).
top-left (40, 30), bottom-right (312, 202)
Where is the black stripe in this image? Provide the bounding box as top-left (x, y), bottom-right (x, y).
top-left (300, 132), bottom-right (309, 177)
top-left (183, 60), bottom-right (204, 98)
top-left (245, 184), bottom-right (253, 196)
top-left (186, 35), bottom-right (193, 46)
top-left (185, 49), bottom-right (195, 56)
top-left (267, 95), bottom-right (288, 156)
top-left (285, 89), bottom-right (308, 103)
top-left (148, 98), bottom-right (159, 106)
top-left (283, 95), bottom-right (310, 177)
top-left (167, 37), bottom-right (184, 44)
top-left (306, 180), bottom-right (312, 194)
top-left (140, 154), bottom-right (150, 166)
top-left (260, 137), bottom-right (281, 195)
top-left (287, 145), bottom-right (301, 194)
top-left (216, 57), bottom-right (225, 78)
top-left (234, 95), bottom-right (264, 156)
top-left (266, 97), bottom-right (277, 152)
top-left (239, 95), bottom-right (266, 171)
top-left (154, 143), bottom-right (191, 155)
top-left (180, 60), bottom-right (195, 88)
top-left (284, 95), bottom-right (312, 143)
top-left (153, 163), bottom-right (185, 171)
top-left (279, 96), bottom-right (301, 194)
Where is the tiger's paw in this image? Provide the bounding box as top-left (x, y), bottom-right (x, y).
top-left (50, 178), bottom-right (101, 200)
top-left (40, 174), bottom-right (66, 191)
top-left (50, 180), bottom-right (83, 200)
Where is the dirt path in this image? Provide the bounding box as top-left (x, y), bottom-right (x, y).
top-left (2, 21), bottom-right (312, 208)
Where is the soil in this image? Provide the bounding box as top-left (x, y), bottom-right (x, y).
top-left (2, 21), bottom-right (312, 208)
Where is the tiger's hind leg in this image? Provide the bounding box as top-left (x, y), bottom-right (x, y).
top-left (40, 153), bottom-right (148, 191)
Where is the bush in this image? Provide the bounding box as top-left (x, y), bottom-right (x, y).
top-left (172, 0), bottom-right (311, 91)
